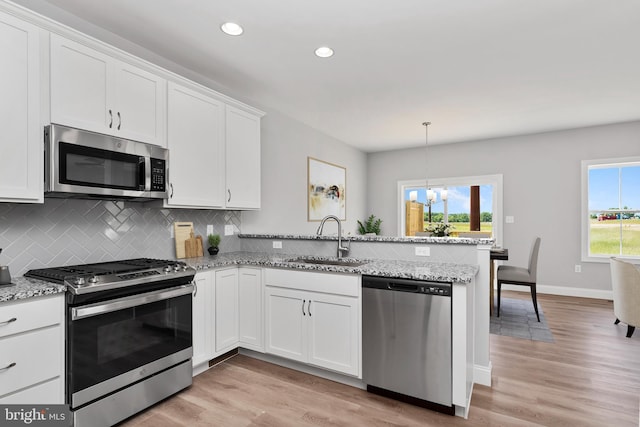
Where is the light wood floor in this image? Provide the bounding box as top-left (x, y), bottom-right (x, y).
top-left (121, 291), bottom-right (640, 426)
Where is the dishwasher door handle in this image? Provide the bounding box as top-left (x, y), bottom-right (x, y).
top-left (387, 282), bottom-right (420, 292)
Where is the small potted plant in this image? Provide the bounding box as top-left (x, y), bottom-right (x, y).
top-left (427, 222), bottom-right (453, 237)
top-left (207, 234), bottom-right (221, 255)
top-left (357, 214), bottom-right (382, 236)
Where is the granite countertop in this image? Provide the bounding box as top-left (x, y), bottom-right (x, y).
top-left (238, 233), bottom-right (495, 245)
top-left (0, 276), bottom-right (66, 303)
top-left (183, 251), bottom-right (479, 284)
top-left (0, 251), bottom-right (478, 304)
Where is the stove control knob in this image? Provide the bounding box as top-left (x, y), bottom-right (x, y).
top-left (164, 265), bottom-right (172, 273)
top-left (88, 276), bottom-right (98, 284)
top-left (74, 277), bottom-right (85, 286)
top-left (173, 264), bottom-right (180, 272)
top-left (182, 265), bottom-right (189, 271)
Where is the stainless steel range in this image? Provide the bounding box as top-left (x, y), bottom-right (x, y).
top-left (26, 258), bottom-right (196, 427)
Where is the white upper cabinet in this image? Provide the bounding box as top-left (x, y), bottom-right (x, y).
top-left (165, 82), bottom-right (263, 210)
top-left (225, 105), bottom-right (261, 209)
top-left (0, 11), bottom-right (43, 203)
top-left (50, 34), bottom-right (166, 146)
top-left (165, 81), bottom-right (225, 208)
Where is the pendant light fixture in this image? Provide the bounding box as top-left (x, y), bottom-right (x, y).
top-left (422, 121), bottom-right (447, 223)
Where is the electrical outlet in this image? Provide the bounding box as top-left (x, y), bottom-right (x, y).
top-left (505, 216), bottom-right (515, 224)
top-left (273, 241), bottom-right (282, 249)
top-left (575, 264), bottom-right (582, 273)
top-left (206, 225), bottom-right (213, 236)
top-left (224, 225), bottom-right (234, 236)
top-left (415, 247), bottom-right (430, 256)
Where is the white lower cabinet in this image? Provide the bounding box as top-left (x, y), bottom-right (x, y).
top-left (264, 269), bottom-right (360, 377)
top-left (192, 270), bottom-right (214, 368)
top-left (238, 267), bottom-right (264, 351)
top-left (215, 268), bottom-right (239, 353)
top-left (0, 295), bottom-right (64, 403)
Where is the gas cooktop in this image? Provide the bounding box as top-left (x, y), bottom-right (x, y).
top-left (25, 258), bottom-right (195, 295)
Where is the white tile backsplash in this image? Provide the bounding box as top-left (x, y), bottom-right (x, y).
top-left (0, 199), bottom-right (241, 276)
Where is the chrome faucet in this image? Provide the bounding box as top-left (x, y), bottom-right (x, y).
top-left (316, 215), bottom-right (350, 259)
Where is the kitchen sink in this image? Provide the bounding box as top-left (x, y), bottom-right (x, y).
top-left (289, 257), bottom-right (369, 267)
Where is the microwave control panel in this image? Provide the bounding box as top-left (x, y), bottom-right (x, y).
top-left (150, 158), bottom-right (166, 192)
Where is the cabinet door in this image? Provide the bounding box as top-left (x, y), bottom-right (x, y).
top-left (166, 82), bottom-right (225, 208)
top-left (0, 12), bottom-right (42, 203)
top-left (225, 105), bottom-right (261, 209)
top-left (113, 62), bottom-right (166, 146)
top-left (238, 267), bottom-right (263, 351)
top-left (192, 272), bottom-right (213, 367)
top-left (215, 268), bottom-right (239, 353)
top-left (264, 287), bottom-right (306, 363)
top-left (50, 34), bottom-right (111, 135)
top-left (307, 293), bottom-right (360, 376)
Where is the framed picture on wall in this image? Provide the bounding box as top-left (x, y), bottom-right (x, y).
top-left (308, 157), bottom-right (346, 221)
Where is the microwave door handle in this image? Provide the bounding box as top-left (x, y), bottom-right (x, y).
top-left (139, 157), bottom-right (148, 191)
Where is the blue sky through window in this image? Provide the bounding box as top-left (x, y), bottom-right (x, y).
top-left (589, 165), bottom-right (640, 211)
top-left (404, 185), bottom-right (493, 214)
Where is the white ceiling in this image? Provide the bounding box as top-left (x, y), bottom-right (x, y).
top-left (21, 0), bottom-right (640, 152)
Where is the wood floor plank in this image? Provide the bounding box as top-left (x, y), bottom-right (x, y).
top-left (122, 291), bottom-right (640, 426)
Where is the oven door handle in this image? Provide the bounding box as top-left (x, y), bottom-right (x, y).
top-left (71, 284), bottom-right (194, 321)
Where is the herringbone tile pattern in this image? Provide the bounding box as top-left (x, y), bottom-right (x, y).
top-left (0, 199), bottom-right (241, 276)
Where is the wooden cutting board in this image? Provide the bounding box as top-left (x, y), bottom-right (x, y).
top-left (174, 222), bottom-right (194, 259)
top-left (184, 232), bottom-right (198, 258)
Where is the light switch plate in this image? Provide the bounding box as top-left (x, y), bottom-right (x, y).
top-left (505, 216), bottom-right (514, 224)
top-left (273, 241), bottom-right (283, 249)
top-left (206, 225), bottom-right (213, 236)
top-left (415, 247), bottom-right (430, 256)
top-left (224, 225), bottom-right (234, 236)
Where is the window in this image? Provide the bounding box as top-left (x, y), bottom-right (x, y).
top-left (398, 174), bottom-right (503, 244)
top-left (582, 158), bottom-right (640, 261)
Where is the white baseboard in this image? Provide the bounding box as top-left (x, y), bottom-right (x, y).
top-left (473, 363), bottom-right (492, 387)
top-left (500, 283), bottom-right (612, 300)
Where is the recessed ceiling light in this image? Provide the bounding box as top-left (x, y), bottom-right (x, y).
top-left (221, 22), bottom-right (243, 36)
top-left (315, 46), bottom-right (334, 58)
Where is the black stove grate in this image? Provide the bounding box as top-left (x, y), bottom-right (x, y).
top-left (25, 258), bottom-right (180, 283)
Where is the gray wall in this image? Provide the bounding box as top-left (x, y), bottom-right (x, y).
top-left (241, 109), bottom-right (367, 235)
top-left (367, 120), bottom-right (640, 294)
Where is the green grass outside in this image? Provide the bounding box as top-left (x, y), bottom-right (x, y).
top-left (589, 218), bottom-right (640, 256)
top-left (423, 222), bottom-right (493, 233)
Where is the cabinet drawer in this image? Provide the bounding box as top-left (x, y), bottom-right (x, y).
top-left (0, 326), bottom-right (62, 397)
top-left (264, 269), bottom-right (359, 297)
top-left (0, 377), bottom-right (62, 404)
top-left (0, 295), bottom-right (63, 339)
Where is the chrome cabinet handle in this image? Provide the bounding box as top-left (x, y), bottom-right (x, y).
top-left (308, 300), bottom-right (312, 317)
top-left (170, 183), bottom-right (174, 198)
top-left (193, 281), bottom-right (198, 297)
top-left (227, 189), bottom-right (231, 203)
top-left (108, 109), bottom-right (113, 128)
top-left (302, 299), bottom-right (306, 316)
top-left (0, 362), bottom-right (16, 372)
top-left (0, 317), bottom-right (16, 326)
top-left (117, 111), bottom-right (121, 130)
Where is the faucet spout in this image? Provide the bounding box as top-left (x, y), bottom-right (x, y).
top-left (316, 215), bottom-right (350, 259)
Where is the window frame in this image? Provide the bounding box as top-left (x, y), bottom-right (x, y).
top-left (581, 157), bottom-right (640, 263)
top-left (397, 174), bottom-right (503, 245)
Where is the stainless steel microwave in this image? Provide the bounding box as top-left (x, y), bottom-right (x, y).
top-left (44, 124), bottom-right (169, 200)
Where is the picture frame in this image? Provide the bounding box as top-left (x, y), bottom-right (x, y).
top-left (307, 157), bottom-right (346, 221)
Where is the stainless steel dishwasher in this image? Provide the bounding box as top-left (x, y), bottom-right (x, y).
top-left (362, 275), bottom-right (453, 415)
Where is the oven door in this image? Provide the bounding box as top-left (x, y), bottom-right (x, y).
top-left (67, 285), bottom-right (193, 409)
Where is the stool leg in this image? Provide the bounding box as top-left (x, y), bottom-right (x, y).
top-left (615, 318), bottom-right (620, 325)
top-left (497, 281), bottom-right (501, 318)
top-left (530, 284), bottom-right (540, 322)
top-left (627, 325), bottom-right (635, 338)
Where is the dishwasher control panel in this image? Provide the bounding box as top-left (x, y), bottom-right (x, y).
top-left (419, 285), bottom-right (450, 296)
top-left (362, 275), bottom-right (452, 297)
